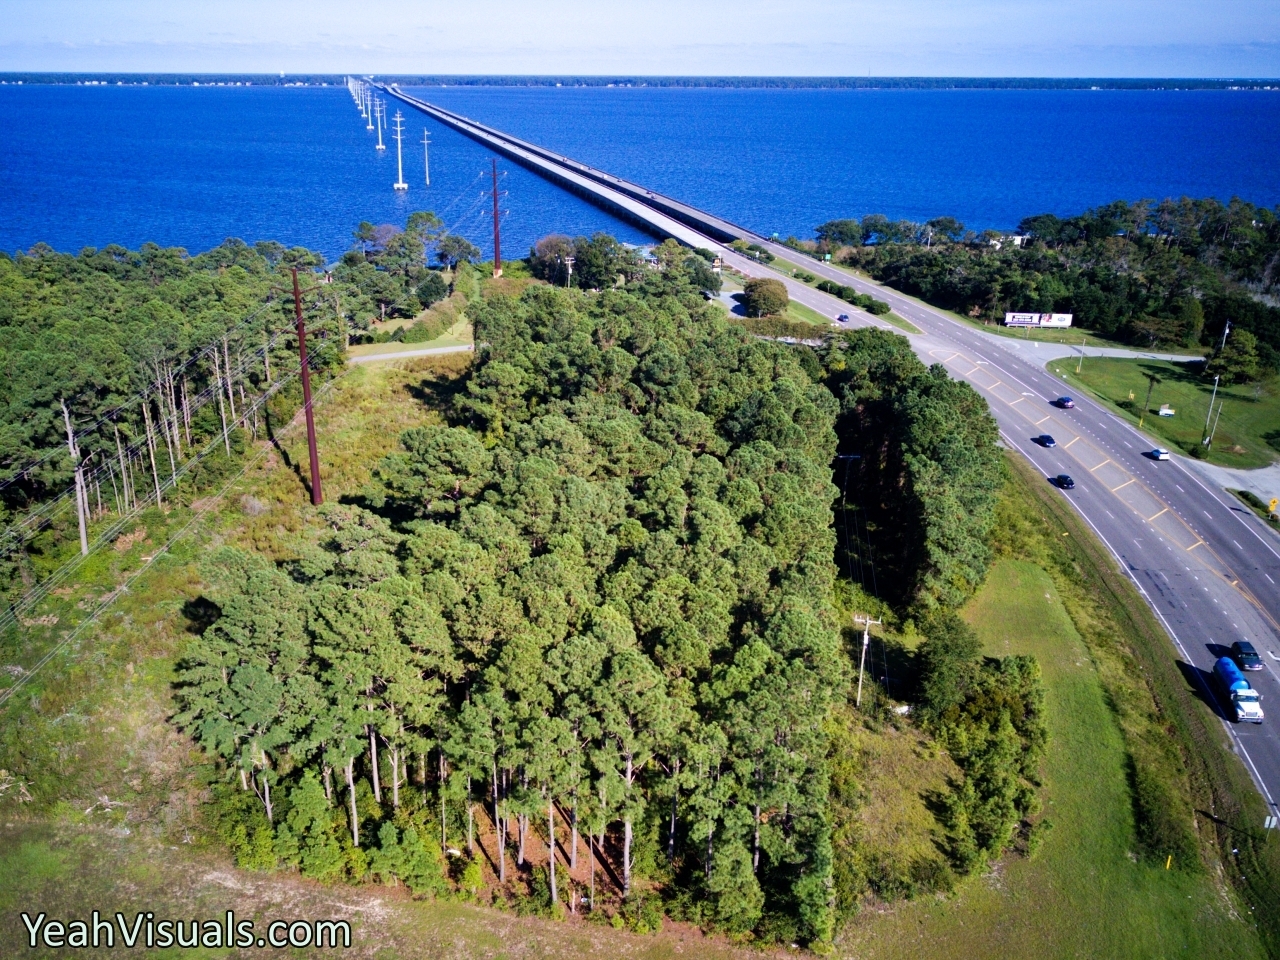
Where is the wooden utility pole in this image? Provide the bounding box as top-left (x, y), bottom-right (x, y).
top-left (854, 614), bottom-right (883, 708)
top-left (292, 268), bottom-right (324, 506)
top-left (491, 158), bottom-right (502, 278)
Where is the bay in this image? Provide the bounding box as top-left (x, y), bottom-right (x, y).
top-left (2, 83), bottom-right (1278, 262)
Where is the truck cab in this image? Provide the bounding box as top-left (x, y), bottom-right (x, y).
top-left (1214, 656), bottom-right (1265, 723)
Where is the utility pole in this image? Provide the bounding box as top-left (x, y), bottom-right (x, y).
top-left (854, 614), bottom-right (882, 708)
top-left (1206, 396), bottom-right (1226, 452)
top-left (374, 99), bottom-right (385, 151)
top-left (1076, 337), bottom-right (1086, 374)
top-left (392, 111), bottom-right (407, 191)
top-left (291, 268), bottom-right (324, 506)
top-left (491, 158), bottom-right (502, 278)
top-left (365, 89), bottom-right (374, 130)
top-left (422, 129), bottom-right (430, 185)
top-left (563, 255), bottom-right (574, 287)
top-left (1203, 374), bottom-right (1220, 443)
top-left (1220, 320), bottom-right (1232, 354)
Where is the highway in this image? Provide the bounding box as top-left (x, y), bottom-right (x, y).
top-left (754, 242), bottom-right (1280, 810)
top-left (377, 84), bottom-right (1280, 812)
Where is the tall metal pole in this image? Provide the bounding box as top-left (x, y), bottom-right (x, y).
top-left (422, 130), bottom-right (431, 185)
top-left (491, 158), bottom-right (502, 278)
top-left (392, 111), bottom-right (407, 190)
top-left (854, 614), bottom-right (882, 708)
top-left (1207, 397), bottom-right (1226, 451)
top-left (1204, 374), bottom-right (1220, 438)
top-left (291, 268), bottom-right (324, 506)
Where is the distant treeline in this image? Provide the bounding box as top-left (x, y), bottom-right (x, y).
top-left (795, 198), bottom-right (1280, 370)
top-left (3, 74), bottom-right (1278, 90)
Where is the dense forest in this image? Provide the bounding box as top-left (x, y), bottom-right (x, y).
top-left (0, 216), bottom-right (476, 609)
top-left (163, 244), bottom-right (1040, 947)
top-left (799, 197), bottom-right (1280, 374)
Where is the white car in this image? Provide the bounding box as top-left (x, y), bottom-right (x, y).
top-left (1150, 448), bottom-right (1170, 460)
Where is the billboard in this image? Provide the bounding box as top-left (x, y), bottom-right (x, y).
top-left (1004, 312), bottom-right (1073, 328)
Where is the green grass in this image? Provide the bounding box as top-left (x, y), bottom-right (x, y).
top-left (3, 357), bottom-right (1273, 960)
top-left (787, 300), bottom-right (836, 328)
top-left (1229, 489), bottom-right (1280, 527)
top-left (838, 557), bottom-right (1263, 960)
top-left (348, 317), bottom-right (474, 359)
top-left (1048, 356), bottom-right (1280, 468)
top-left (763, 252), bottom-right (921, 334)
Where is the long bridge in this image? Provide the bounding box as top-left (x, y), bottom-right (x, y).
top-left (376, 81), bottom-right (1280, 814)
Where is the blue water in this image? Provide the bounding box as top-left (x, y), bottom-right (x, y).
top-left (2, 84), bottom-right (1279, 262)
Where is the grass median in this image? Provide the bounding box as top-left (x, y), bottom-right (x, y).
top-left (1049, 356), bottom-right (1280, 469)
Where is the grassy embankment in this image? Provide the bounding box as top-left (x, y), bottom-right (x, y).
top-left (715, 275), bottom-right (833, 334)
top-left (834, 450), bottom-right (1273, 959)
top-left (1049, 356), bottom-right (1280, 469)
top-left (2, 359), bottom-right (1275, 958)
top-left (760, 251), bottom-right (920, 334)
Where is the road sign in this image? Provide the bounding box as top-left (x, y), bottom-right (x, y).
top-left (1269, 498), bottom-right (1278, 516)
top-left (1266, 815), bottom-right (1278, 830)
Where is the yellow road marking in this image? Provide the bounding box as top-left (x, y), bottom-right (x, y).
top-left (1186, 540), bottom-right (1204, 551)
top-left (1065, 436), bottom-right (1081, 448)
top-left (1146, 506), bottom-right (1168, 522)
top-left (1089, 459), bottom-right (1112, 472)
top-left (1112, 479), bottom-right (1135, 492)
top-left (1035, 415), bottom-right (1051, 425)
top-left (1008, 397), bottom-right (1024, 406)
top-left (965, 366), bottom-right (980, 375)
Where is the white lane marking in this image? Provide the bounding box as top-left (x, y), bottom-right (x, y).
top-left (1267, 574), bottom-right (1276, 584)
top-left (1175, 484), bottom-right (1185, 492)
top-left (1066, 493), bottom-right (1278, 807)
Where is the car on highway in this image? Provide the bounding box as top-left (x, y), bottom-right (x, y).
top-left (1233, 640), bottom-right (1265, 671)
top-left (1036, 434), bottom-right (1057, 447)
top-left (1055, 474), bottom-right (1076, 489)
top-left (1056, 396), bottom-right (1075, 408)
top-left (1148, 447), bottom-right (1171, 460)
top-left (836, 313), bottom-right (850, 322)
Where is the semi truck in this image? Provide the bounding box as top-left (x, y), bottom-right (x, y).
top-left (1213, 656), bottom-right (1265, 723)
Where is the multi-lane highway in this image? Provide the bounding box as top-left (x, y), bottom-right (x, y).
top-left (379, 84), bottom-right (1280, 811)
top-left (752, 241), bottom-right (1280, 809)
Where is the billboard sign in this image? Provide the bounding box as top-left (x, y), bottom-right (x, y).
top-left (1004, 312), bottom-right (1073, 328)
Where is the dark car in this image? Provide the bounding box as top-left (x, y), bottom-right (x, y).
top-left (1057, 396), bottom-right (1075, 408)
top-left (1233, 640), bottom-right (1264, 671)
top-left (1055, 474), bottom-right (1075, 489)
top-left (1037, 434), bottom-right (1057, 447)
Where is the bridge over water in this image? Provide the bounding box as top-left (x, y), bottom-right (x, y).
top-left (379, 80), bottom-right (1280, 813)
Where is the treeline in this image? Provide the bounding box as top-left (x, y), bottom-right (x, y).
top-left (528, 234), bottom-right (721, 295)
top-left (0, 212), bottom-right (469, 609)
top-left (172, 241), bottom-right (1046, 943)
top-left (177, 257), bottom-right (845, 945)
top-left (801, 198), bottom-right (1280, 367)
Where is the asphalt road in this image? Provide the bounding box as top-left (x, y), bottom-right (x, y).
top-left (744, 240), bottom-right (1280, 813)
top-left (368, 95), bottom-right (1280, 815)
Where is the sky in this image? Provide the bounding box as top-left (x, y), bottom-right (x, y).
top-left (0, 0), bottom-right (1277, 78)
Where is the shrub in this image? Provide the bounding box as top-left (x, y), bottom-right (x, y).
top-left (416, 271), bottom-right (448, 308)
top-left (742, 277), bottom-right (789, 317)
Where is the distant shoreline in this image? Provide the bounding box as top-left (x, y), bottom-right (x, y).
top-left (1, 73), bottom-right (1278, 91)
